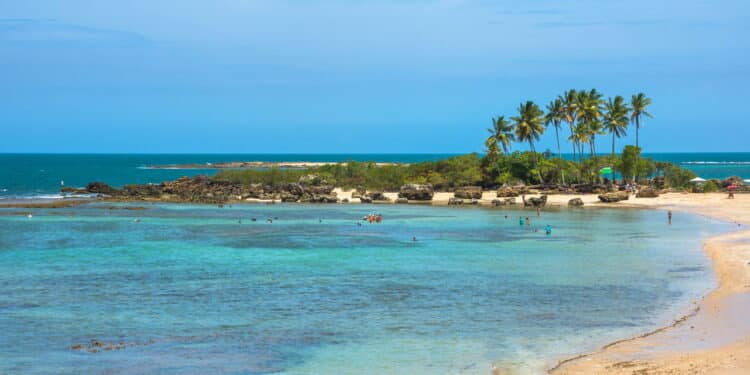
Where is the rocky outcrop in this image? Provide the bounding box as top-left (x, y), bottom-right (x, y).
top-left (398, 184), bottom-right (434, 201)
top-left (522, 194), bottom-right (547, 207)
top-left (636, 187), bottom-right (659, 198)
top-left (598, 191), bottom-right (629, 203)
top-left (367, 190), bottom-right (388, 201)
top-left (85, 182), bottom-right (121, 195)
top-left (568, 197), bottom-right (584, 207)
top-left (360, 196), bottom-right (373, 203)
top-left (496, 186), bottom-right (520, 197)
top-left (454, 186), bottom-right (482, 199)
top-left (448, 197), bottom-right (463, 205)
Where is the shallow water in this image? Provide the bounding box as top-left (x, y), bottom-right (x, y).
top-left (0, 203), bottom-right (727, 374)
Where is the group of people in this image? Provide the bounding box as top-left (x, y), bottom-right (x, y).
top-left (506, 214), bottom-right (552, 235)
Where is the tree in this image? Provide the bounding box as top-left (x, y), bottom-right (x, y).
top-left (616, 145), bottom-right (642, 182)
top-left (575, 89), bottom-right (605, 158)
top-left (559, 89), bottom-right (579, 162)
top-left (512, 101), bottom-right (545, 182)
top-left (603, 96), bottom-right (630, 157)
top-left (630, 93), bottom-right (652, 147)
top-left (487, 116), bottom-right (515, 155)
top-left (544, 99), bottom-right (565, 159)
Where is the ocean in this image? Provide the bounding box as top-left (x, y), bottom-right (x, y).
top-left (0, 202), bottom-right (728, 374)
top-left (0, 153), bottom-right (749, 199)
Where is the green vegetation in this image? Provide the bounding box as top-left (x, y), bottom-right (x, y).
top-left (215, 88), bottom-right (698, 191)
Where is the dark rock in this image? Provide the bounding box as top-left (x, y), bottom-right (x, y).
top-left (636, 187), bottom-right (659, 198)
top-left (367, 190), bottom-right (388, 201)
top-left (496, 186), bottom-right (519, 197)
top-left (491, 199), bottom-right (503, 206)
top-left (454, 186), bottom-right (482, 199)
top-left (360, 196), bottom-right (373, 203)
top-left (341, 198), bottom-right (349, 203)
top-left (523, 195), bottom-right (548, 207)
top-left (598, 191), bottom-right (630, 203)
top-left (85, 182), bottom-right (121, 195)
top-left (398, 184), bottom-right (434, 200)
top-left (448, 197), bottom-right (464, 205)
top-left (568, 198), bottom-right (584, 207)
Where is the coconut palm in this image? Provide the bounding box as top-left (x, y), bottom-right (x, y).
top-left (630, 93), bottom-right (652, 147)
top-left (559, 89), bottom-right (579, 161)
top-left (575, 89), bottom-right (605, 158)
top-left (487, 116), bottom-right (515, 155)
top-left (603, 96), bottom-right (630, 156)
top-left (512, 101), bottom-right (545, 182)
top-left (544, 99), bottom-right (565, 159)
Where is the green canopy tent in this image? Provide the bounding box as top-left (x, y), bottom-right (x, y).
top-left (600, 167), bottom-right (615, 183)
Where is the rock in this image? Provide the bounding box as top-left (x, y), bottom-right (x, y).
top-left (496, 186), bottom-right (519, 197)
top-left (598, 191), bottom-right (630, 203)
top-left (351, 187), bottom-right (365, 199)
top-left (636, 187), bottom-right (659, 198)
top-left (367, 190), bottom-right (388, 201)
top-left (448, 197), bottom-right (463, 205)
top-left (469, 199), bottom-right (479, 205)
top-left (454, 186), bottom-right (482, 199)
top-left (504, 197), bottom-right (516, 205)
top-left (85, 182), bottom-right (121, 195)
top-left (341, 198), bottom-right (349, 203)
top-left (398, 184), bottom-right (434, 200)
top-left (360, 196), bottom-right (373, 203)
top-left (574, 184), bottom-right (608, 194)
top-left (491, 199), bottom-right (503, 206)
top-left (395, 197), bottom-right (409, 204)
top-left (523, 195), bottom-right (548, 207)
top-left (568, 197), bottom-right (584, 207)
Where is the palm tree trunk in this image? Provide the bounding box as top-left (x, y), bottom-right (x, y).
top-left (635, 117), bottom-right (640, 147)
top-left (611, 133), bottom-right (615, 157)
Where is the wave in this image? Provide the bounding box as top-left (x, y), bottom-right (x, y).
top-left (681, 161), bottom-right (750, 165)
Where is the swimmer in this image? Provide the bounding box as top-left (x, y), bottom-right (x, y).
top-left (504, 215), bottom-right (508, 219)
top-left (238, 218), bottom-right (242, 224)
top-left (537, 207), bottom-right (541, 217)
top-left (525, 217), bottom-right (530, 226)
top-left (267, 218), bottom-right (273, 223)
top-left (519, 217), bottom-right (524, 226)
top-left (27, 214), bottom-right (33, 219)
top-left (251, 218), bottom-right (257, 222)
top-left (412, 236), bottom-right (417, 242)
top-left (357, 222), bottom-right (362, 227)
top-left (545, 224), bottom-right (552, 235)
top-left (134, 218), bottom-right (141, 223)
top-left (668, 210), bottom-right (672, 225)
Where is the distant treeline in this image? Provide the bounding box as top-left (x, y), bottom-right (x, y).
top-left (213, 148), bottom-right (696, 191)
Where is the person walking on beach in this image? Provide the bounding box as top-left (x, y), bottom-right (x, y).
top-left (668, 210), bottom-right (672, 225)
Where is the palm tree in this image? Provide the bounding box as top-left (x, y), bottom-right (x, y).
top-left (487, 116), bottom-right (515, 155)
top-left (559, 89), bottom-right (578, 161)
top-left (544, 99), bottom-right (565, 159)
top-left (603, 96), bottom-right (630, 156)
top-left (575, 89), bottom-right (604, 159)
top-left (630, 93), bottom-right (652, 147)
top-left (512, 101), bottom-right (545, 182)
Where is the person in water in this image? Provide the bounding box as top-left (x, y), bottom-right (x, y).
top-left (668, 210), bottom-right (672, 225)
top-left (545, 224), bottom-right (552, 235)
top-left (525, 217), bottom-right (530, 226)
top-left (519, 217), bottom-right (524, 226)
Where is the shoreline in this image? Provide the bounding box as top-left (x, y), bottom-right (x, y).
top-left (550, 193), bottom-right (750, 374)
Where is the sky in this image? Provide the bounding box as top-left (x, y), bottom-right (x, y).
top-left (1, 0), bottom-right (748, 153)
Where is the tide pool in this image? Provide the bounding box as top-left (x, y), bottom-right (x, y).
top-left (0, 203), bottom-right (727, 374)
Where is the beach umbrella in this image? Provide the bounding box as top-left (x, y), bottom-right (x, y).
top-left (689, 177), bottom-right (706, 183)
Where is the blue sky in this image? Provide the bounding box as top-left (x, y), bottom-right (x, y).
top-left (1, 0), bottom-right (748, 153)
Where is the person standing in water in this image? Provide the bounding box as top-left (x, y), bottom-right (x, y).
top-left (668, 210), bottom-right (672, 225)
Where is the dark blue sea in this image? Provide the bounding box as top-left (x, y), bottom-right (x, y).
top-left (1, 153), bottom-right (748, 199)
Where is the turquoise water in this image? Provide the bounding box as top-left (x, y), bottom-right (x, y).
top-left (0, 203), bottom-right (727, 374)
top-left (0, 153), bottom-right (749, 199)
